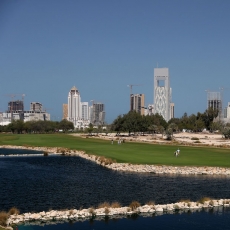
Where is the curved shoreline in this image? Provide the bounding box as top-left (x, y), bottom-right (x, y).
top-left (1, 145), bottom-right (230, 176)
top-left (1, 145), bottom-right (230, 228)
top-left (6, 198), bottom-right (230, 226)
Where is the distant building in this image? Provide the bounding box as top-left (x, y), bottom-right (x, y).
top-left (2, 108), bottom-right (50, 125)
top-left (154, 67), bottom-right (173, 121)
top-left (207, 91), bottom-right (222, 118)
top-left (170, 103), bottom-right (175, 120)
top-left (81, 102), bottom-right (89, 121)
top-left (90, 103), bottom-right (105, 125)
top-left (30, 102), bottom-right (43, 112)
top-left (24, 111), bottom-right (50, 122)
top-left (223, 102), bottom-right (230, 123)
top-left (67, 86), bottom-right (82, 128)
top-left (130, 94), bottom-right (145, 115)
top-left (68, 86), bottom-right (81, 124)
top-left (67, 86), bottom-right (90, 128)
top-left (145, 104), bottom-right (154, 116)
top-left (7, 100), bottom-right (24, 112)
top-left (62, 104), bottom-right (68, 120)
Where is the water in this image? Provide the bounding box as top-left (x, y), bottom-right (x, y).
top-left (1, 148), bottom-right (230, 229)
top-left (0, 148), bottom-right (43, 156)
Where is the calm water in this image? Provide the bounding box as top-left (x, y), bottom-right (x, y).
top-left (1, 148), bottom-right (230, 229)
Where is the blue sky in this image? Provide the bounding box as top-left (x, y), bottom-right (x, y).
top-left (0, 0), bottom-right (230, 123)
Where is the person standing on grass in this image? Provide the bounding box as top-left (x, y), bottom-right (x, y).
top-left (111, 139), bottom-right (113, 144)
top-left (177, 148), bottom-right (180, 156)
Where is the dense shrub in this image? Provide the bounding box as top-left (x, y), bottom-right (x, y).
top-left (198, 197), bottom-right (211, 204)
top-left (0, 211), bottom-right (8, 226)
top-left (110, 202), bottom-right (121, 208)
top-left (8, 207), bottom-right (20, 215)
top-left (129, 201), bottom-right (141, 211)
top-left (146, 201), bottom-right (155, 206)
top-left (98, 202), bottom-right (110, 209)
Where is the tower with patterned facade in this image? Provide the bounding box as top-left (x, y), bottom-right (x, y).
top-left (154, 67), bottom-right (173, 122)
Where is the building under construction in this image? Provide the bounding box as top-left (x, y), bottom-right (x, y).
top-left (7, 100), bottom-right (24, 112)
top-left (207, 91), bottom-right (222, 116)
top-left (1, 101), bottom-right (50, 125)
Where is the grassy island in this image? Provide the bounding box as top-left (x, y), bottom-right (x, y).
top-left (1, 133), bottom-right (230, 167)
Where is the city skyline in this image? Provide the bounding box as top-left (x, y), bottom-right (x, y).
top-left (0, 1), bottom-right (230, 123)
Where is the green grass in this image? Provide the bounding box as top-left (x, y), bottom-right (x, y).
top-left (1, 133), bottom-right (230, 167)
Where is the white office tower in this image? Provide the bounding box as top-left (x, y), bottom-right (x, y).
top-left (88, 105), bottom-right (93, 124)
top-left (67, 86), bottom-right (82, 128)
top-left (154, 68), bottom-right (172, 122)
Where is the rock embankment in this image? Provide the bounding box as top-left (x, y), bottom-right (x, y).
top-left (1, 145), bottom-right (230, 176)
top-left (7, 198), bottom-right (230, 226)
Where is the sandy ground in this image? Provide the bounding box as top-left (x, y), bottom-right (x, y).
top-left (75, 132), bottom-right (230, 147)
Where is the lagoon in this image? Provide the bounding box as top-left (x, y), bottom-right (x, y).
top-left (1, 148), bottom-right (230, 229)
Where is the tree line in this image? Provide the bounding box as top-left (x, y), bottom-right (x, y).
top-left (110, 107), bottom-right (230, 139)
top-left (0, 119), bottom-right (74, 134)
top-left (1, 107), bottom-right (230, 139)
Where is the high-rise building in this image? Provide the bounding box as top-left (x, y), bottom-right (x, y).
top-left (170, 103), bottom-right (175, 119)
top-left (154, 67), bottom-right (172, 122)
top-left (207, 91), bottom-right (222, 117)
top-left (90, 103), bottom-right (105, 125)
top-left (67, 86), bottom-right (81, 127)
top-left (224, 101), bottom-right (230, 117)
top-left (67, 86), bottom-right (90, 128)
top-left (62, 104), bottom-right (68, 120)
top-left (130, 94), bottom-right (145, 115)
top-left (81, 102), bottom-right (89, 121)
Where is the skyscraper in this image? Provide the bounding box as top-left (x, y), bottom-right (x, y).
top-left (90, 103), bottom-right (105, 125)
top-left (154, 67), bottom-right (172, 122)
top-left (67, 86), bottom-right (81, 127)
top-left (62, 104), bottom-right (68, 120)
top-left (130, 94), bottom-right (145, 115)
top-left (207, 91), bottom-right (222, 115)
top-left (81, 102), bottom-right (89, 121)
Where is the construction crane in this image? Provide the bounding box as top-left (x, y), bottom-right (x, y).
top-left (127, 84), bottom-right (141, 95)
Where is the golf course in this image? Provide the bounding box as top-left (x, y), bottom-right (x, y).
top-left (1, 133), bottom-right (230, 168)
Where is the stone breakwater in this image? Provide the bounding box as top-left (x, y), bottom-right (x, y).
top-left (6, 199), bottom-right (230, 226)
top-left (1, 145), bottom-right (230, 176)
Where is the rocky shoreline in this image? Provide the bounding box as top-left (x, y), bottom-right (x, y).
top-left (6, 198), bottom-right (230, 226)
top-left (1, 145), bottom-right (230, 176)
